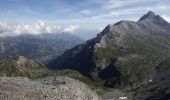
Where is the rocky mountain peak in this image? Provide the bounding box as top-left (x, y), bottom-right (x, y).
top-left (138, 11), bottom-right (168, 24)
top-left (97, 24), bottom-right (112, 37)
top-left (138, 11), bottom-right (157, 21)
top-left (102, 24), bottom-right (112, 34)
top-left (138, 11), bottom-right (170, 32)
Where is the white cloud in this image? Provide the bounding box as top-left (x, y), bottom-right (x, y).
top-left (79, 0), bottom-right (170, 22)
top-left (63, 25), bottom-right (79, 33)
top-left (0, 21), bottom-right (80, 37)
top-left (80, 9), bottom-right (91, 15)
top-left (98, 26), bottom-right (105, 32)
top-left (104, 0), bottom-right (141, 10)
top-left (162, 15), bottom-right (170, 22)
top-left (82, 2), bottom-right (170, 22)
top-left (38, 20), bottom-right (45, 27)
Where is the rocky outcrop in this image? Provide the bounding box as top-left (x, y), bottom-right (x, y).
top-left (0, 56), bottom-right (48, 78)
top-left (0, 76), bottom-right (100, 100)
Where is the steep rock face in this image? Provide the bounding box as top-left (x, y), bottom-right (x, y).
top-left (48, 11), bottom-right (170, 87)
top-left (0, 76), bottom-right (100, 100)
top-left (0, 33), bottom-right (83, 63)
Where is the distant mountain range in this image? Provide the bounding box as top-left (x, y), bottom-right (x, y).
top-left (0, 33), bottom-right (83, 63)
top-left (47, 11), bottom-right (170, 99)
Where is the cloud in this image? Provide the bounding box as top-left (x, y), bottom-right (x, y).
top-left (78, 0), bottom-right (170, 22)
top-left (80, 9), bottom-right (92, 15)
top-left (162, 15), bottom-right (170, 22)
top-left (0, 21), bottom-right (80, 37)
top-left (81, 1), bottom-right (170, 22)
top-left (103, 0), bottom-right (141, 9)
top-left (63, 25), bottom-right (79, 33)
top-left (97, 26), bottom-right (105, 32)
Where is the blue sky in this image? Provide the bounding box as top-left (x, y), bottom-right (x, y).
top-left (0, 0), bottom-right (170, 39)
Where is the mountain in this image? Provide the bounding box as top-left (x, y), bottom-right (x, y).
top-left (0, 56), bottom-right (49, 78)
top-left (0, 33), bottom-right (83, 63)
top-left (48, 11), bottom-right (170, 89)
